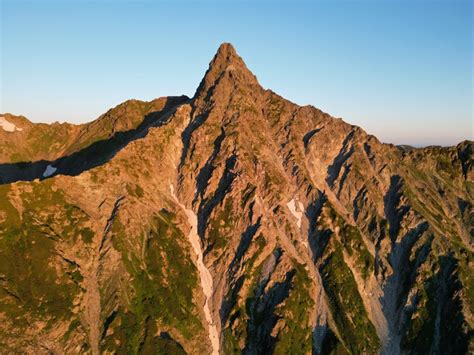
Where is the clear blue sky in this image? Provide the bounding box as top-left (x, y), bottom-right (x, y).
top-left (1, 0), bottom-right (472, 146)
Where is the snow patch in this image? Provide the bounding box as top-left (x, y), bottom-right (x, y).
top-left (0, 116), bottom-right (23, 132)
top-left (43, 165), bottom-right (57, 178)
top-left (170, 184), bottom-right (220, 355)
top-left (287, 198), bottom-right (304, 228)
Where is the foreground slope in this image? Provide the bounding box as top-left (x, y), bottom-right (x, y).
top-left (0, 43), bottom-right (472, 354)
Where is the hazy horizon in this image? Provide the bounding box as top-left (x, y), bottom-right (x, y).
top-left (1, 0), bottom-right (472, 146)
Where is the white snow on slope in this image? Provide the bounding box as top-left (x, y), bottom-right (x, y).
top-left (170, 184), bottom-right (220, 355)
top-left (287, 198), bottom-right (304, 228)
top-left (43, 165), bottom-right (57, 177)
top-left (0, 116), bottom-right (23, 132)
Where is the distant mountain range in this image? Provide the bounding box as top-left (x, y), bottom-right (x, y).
top-left (0, 43), bottom-right (472, 354)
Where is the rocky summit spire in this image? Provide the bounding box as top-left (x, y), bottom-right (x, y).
top-left (193, 43), bottom-right (259, 99)
top-left (214, 42), bottom-right (239, 63)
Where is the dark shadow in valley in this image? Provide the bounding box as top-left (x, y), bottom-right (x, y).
top-left (380, 174), bottom-right (433, 352)
top-left (399, 254), bottom-right (471, 354)
top-left (0, 96), bottom-right (189, 185)
top-left (326, 130), bottom-right (355, 188)
top-left (193, 125), bottom-right (227, 204)
top-left (178, 69), bottom-right (227, 173)
top-left (219, 216), bottom-right (262, 330)
top-left (199, 153), bottom-right (238, 253)
top-left (305, 190), bottom-right (328, 262)
top-left (244, 267), bottom-right (294, 355)
top-left (302, 127), bottom-right (322, 149)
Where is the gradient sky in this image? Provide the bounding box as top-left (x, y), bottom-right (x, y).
top-left (1, 0), bottom-right (472, 146)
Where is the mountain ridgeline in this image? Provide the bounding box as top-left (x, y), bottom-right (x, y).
top-left (0, 43), bottom-right (472, 354)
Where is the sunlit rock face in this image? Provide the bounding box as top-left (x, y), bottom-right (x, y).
top-left (0, 43), bottom-right (472, 355)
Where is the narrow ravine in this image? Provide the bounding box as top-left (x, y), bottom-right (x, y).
top-left (170, 184), bottom-right (220, 355)
top-left (285, 197), bottom-right (331, 352)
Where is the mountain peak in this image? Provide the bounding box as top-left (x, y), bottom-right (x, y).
top-left (211, 42), bottom-right (245, 71)
top-left (193, 43), bottom-right (259, 99)
top-left (215, 42), bottom-right (238, 60)
top-left (1, 42), bottom-right (473, 355)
